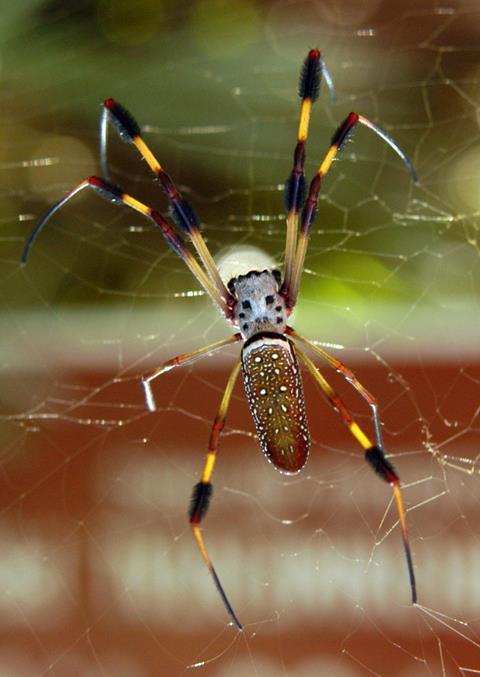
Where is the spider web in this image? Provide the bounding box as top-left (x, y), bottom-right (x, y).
top-left (2, 0), bottom-right (480, 674)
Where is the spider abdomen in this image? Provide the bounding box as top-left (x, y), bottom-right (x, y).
top-left (241, 332), bottom-right (310, 474)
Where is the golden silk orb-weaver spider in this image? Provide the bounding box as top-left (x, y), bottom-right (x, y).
top-left (22, 49), bottom-right (418, 630)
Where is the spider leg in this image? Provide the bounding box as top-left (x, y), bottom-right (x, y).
top-left (295, 345), bottom-right (417, 604)
top-left (142, 333), bottom-right (242, 411)
top-left (99, 99), bottom-right (232, 307)
top-left (189, 360), bottom-right (243, 629)
top-left (287, 327), bottom-right (384, 449)
top-left (282, 49), bottom-right (323, 295)
top-left (21, 176), bottom-right (231, 317)
top-left (284, 113), bottom-right (417, 308)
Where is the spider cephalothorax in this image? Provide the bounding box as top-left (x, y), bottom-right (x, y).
top-left (22, 49), bottom-right (418, 630)
top-left (228, 269), bottom-right (288, 338)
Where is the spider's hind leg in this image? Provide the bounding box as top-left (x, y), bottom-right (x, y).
top-left (295, 345), bottom-right (417, 605)
top-left (189, 361), bottom-right (243, 629)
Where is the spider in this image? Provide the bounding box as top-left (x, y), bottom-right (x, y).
top-left (22, 49), bottom-right (418, 630)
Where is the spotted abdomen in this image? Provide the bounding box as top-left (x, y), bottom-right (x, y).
top-left (241, 332), bottom-right (310, 474)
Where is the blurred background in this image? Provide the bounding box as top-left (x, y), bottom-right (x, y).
top-left (1, 0), bottom-right (480, 674)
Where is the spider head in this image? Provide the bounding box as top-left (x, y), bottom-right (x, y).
top-left (228, 269), bottom-right (287, 339)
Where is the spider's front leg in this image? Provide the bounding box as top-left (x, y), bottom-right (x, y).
top-left (20, 176), bottom-right (230, 317)
top-left (283, 113), bottom-right (417, 310)
top-left (99, 97), bottom-right (232, 308)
